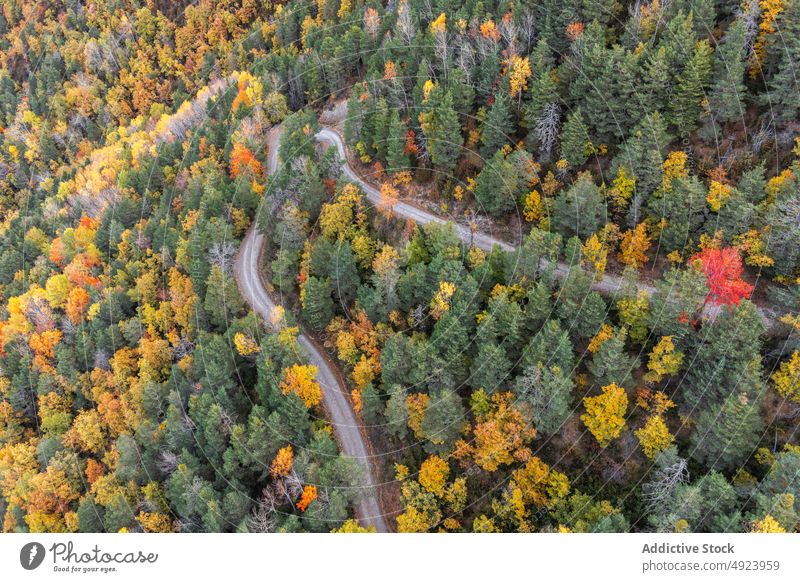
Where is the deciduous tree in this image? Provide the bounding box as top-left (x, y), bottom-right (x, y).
top-left (581, 383), bottom-right (628, 448)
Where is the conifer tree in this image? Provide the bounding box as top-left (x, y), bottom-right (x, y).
top-left (552, 174), bottom-right (607, 240)
top-left (473, 149), bottom-right (520, 216)
top-left (669, 40), bottom-right (712, 136)
top-left (588, 329), bottom-right (639, 389)
top-left (515, 364), bottom-right (574, 435)
top-left (421, 388), bottom-right (466, 454)
top-left (480, 90), bottom-right (512, 158)
top-left (370, 97), bottom-right (390, 161)
top-left (386, 109), bottom-right (410, 173)
top-left (301, 276), bottom-right (334, 331)
top-left (419, 87), bottom-right (462, 175)
top-left (559, 109), bottom-right (591, 168)
top-left (709, 19), bottom-right (748, 124)
top-left (690, 392), bottom-right (762, 471)
top-left (763, 0), bottom-right (800, 125)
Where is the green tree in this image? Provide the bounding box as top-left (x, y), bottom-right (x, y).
top-left (515, 364), bottom-right (574, 435)
top-left (279, 110), bottom-right (320, 162)
top-left (690, 392), bottom-right (762, 471)
top-left (385, 384), bottom-right (409, 440)
top-left (709, 19), bottom-right (748, 124)
top-left (204, 265), bottom-right (244, 329)
top-left (473, 149), bottom-right (520, 216)
top-left (762, 0), bottom-right (800, 126)
top-left (588, 329), bottom-right (639, 389)
top-left (480, 90), bottom-right (512, 158)
top-left (560, 109), bottom-right (591, 168)
top-left (648, 176), bottom-right (707, 253)
top-left (682, 300), bottom-right (764, 410)
top-left (420, 87), bottom-right (462, 175)
top-left (669, 40), bottom-right (712, 136)
top-left (556, 268), bottom-right (607, 339)
top-left (648, 466), bottom-right (742, 532)
top-left (369, 97), bottom-right (390, 160)
top-left (421, 388), bottom-right (466, 454)
top-left (648, 265), bottom-right (708, 339)
top-left (552, 174), bottom-right (607, 240)
top-left (386, 110), bottom-right (410, 172)
top-left (522, 320), bottom-right (576, 374)
top-left (469, 342), bottom-right (512, 392)
top-left (301, 276), bottom-right (334, 332)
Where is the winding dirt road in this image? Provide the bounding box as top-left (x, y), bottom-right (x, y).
top-left (235, 129), bottom-right (389, 533)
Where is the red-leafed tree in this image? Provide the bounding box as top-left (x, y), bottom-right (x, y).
top-left (690, 247), bottom-right (753, 306)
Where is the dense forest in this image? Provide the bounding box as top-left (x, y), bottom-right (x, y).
top-left (1, 0), bottom-right (799, 533)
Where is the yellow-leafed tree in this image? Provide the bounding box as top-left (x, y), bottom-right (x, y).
top-left (280, 364), bottom-right (323, 408)
top-left (581, 383), bottom-right (628, 448)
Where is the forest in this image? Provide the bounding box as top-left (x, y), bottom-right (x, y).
top-left (0, 0), bottom-right (798, 533)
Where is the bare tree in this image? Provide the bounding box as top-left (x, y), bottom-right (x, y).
top-left (397, 1), bottom-right (416, 45)
top-left (740, 0), bottom-right (761, 57)
top-left (642, 454), bottom-right (689, 513)
top-left (157, 450), bottom-right (178, 475)
top-left (247, 488), bottom-right (278, 533)
top-left (534, 102), bottom-right (562, 161)
top-left (456, 38), bottom-right (476, 84)
top-left (208, 241), bottom-right (237, 275)
top-left (499, 16), bottom-right (519, 56)
top-left (516, 9), bottom-right (537, 53)
top-left (25, 296), bottom-right (56, 332)
top-left (94, 349), bottom-right (111, 371)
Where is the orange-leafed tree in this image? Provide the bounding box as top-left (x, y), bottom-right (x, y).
top-left (378, 183), bottom-right (399, 215)
top-left (296, 485), bottom-right (318, 512)
top-left (689, 247), bottom-right (753, 306)
top-left (65, 287), bottom-right (90, 324)
top-left (230, 142), bottom-right (262, 179)
top-left (29, 330), bottom-right (63, 370)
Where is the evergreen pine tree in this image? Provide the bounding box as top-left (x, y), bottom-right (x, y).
top-left (385, 385), bottom-right (409, 440)
top-left (588, 330), bottom-right (639, 389)
top-left (386, 109), bottom-right (410, 172)
top-left (480, 90), bottom-right (512, 158)
top-left (552, 174), bottom-right (607, 240)
top-left (669, 40), bottom-right (713, 136)
top-left (421, 388), bottom-right (466, 454)
top-left (763, 0), bottom-right (800, 125)
top-left (559, 108), bottom-right (591, 168)
top-left (690, 392), bottom-right (762, 471)
top-left (330, 240), bottom-right (360, 308)
top-left (473, 149), bottom-right (519, 215)
top-left (515, 364), bottom-right (574, 435)
top-left (301, 276), bottom-right (334, 331)
top-left (370, 97), bottom-right (390, 161)
top-left (469, 342), bottom-right (512, 391)
top-left (420, 87), bottom-right (462, 175)
top-left (641, 47), bottom-right (671, 117)
top-left (709, 19), bottom-right (748, 124)
top-left (682, 300), bottom-right (764, 410)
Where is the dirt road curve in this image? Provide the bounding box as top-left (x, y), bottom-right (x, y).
top-left (235, 130), bottom-right (389, 533)
top-left (315, 128), bottom-right (780, 332)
